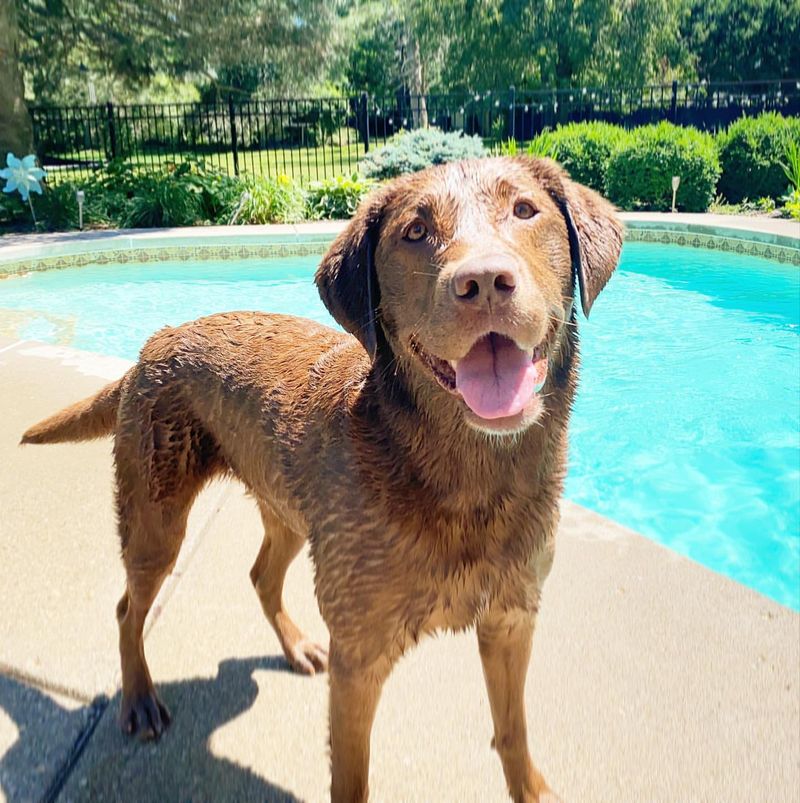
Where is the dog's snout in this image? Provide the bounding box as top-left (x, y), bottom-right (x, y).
top-left (451, 259), bottom-right (518, 305)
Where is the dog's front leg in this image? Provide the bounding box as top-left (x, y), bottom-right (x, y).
top-left (328, 645), bottom-right (391, 803)
top-left (477, 609), bottom-right (558, 803)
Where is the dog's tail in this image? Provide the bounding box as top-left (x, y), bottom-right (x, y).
top-left (20, 375), bottom-right (126, 445)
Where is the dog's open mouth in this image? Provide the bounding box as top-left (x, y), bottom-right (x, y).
top-left (411, 333), bottom-right (548, 421)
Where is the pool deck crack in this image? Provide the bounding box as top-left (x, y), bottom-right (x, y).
top-left (41, 694), bottom-right (110, 803)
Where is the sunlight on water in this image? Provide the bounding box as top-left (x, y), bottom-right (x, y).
top-left (1, 242), bottom-right (798, 609)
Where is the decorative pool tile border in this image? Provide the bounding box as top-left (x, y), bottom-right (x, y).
top-left (0, 240), bottom-right (333, 278)
top-left (1, 224), bottom-right (798, 277)
top-left (625, 227), bottom-right (799, 265)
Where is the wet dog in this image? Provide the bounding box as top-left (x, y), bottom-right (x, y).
top-left (22, 157), bottom-right (622, 802)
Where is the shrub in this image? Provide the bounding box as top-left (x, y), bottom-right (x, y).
top-left (36, 183), bottom-right (81, 229)
top-left (497, 138), bottom-right (519, 156)
top-left (121, 174), bottom-right (206, 228)
top-left (717, 113), bottom-right (800, 203)
top-left (782, 189), bottom-right (800, 221)
top-left (525, 132), bottom-right (556, 159)
top-left (305, 173), bottom-right (375, 220)
top-left (359, 128), bottom-right (487, 179)
top-left (606, 123), bottom-right (720, 212)
top-left (177, 159), bottom-right (241, 222)
top-left (542, 122), bottom-right (631, 193)
top-left (73, 158), bottom-right (238, 229)
top-left (231, 174), bottom-right (305, 224)
top-left (0, 192), bottom-right (27, 226)
top-left (780, 138), bottom-right (800, 192)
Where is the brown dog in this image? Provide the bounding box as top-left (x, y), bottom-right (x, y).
top-left (22, 157), bottom-right (622, 802)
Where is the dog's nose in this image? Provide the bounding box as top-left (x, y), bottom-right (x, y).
top-left (451, 259), bottom-right (518, 305)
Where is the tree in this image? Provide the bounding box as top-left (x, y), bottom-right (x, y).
top-left (682, 0), bottom-right (800, 82)
top-left (585, 0), bottom-right (693, 85)
top-left (338, 3), bottom-right (405, 98)
top-left (436, 0), bottom-right (692, 91)
top-left (16, 0), bottom-right (340, 104)
top-left (0, 0), bottom-right (34, 157)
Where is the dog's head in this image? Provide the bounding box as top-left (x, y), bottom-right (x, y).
top-left (316, 157), bottom-right (622, 435)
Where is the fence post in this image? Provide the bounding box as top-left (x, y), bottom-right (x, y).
top-left (669, 80), bottom-right (678, 123)
top-left (228, 95), bottom-right (239, 176)
top-left (509, 85), bottom-right (516, 141)
top-left (360, 92), bottom-right (370, 153)
top-left (106, 101), bottom-right (117, 161)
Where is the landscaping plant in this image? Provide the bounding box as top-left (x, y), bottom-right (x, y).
top-left (779, 139), bottom-right (800, 220)
top-left (524, 133), bottom-right (556, 159)
top-left (717, 113), bottom-right (800, 203)
top-left (606, 122), bottom-right (720, 212)
top-left (359, 128), bottom-right (487, 180)
top-left (305, 173), bottom-right (375, 220)
top-left (230, 174), bottom-right (306, 225)
top-left (542, 121), bottom-right (631, 194)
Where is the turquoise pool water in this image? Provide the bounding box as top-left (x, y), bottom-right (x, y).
top-left (1, 243), bottom-right (798, 609)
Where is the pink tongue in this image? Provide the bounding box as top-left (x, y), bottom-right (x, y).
top-left (455, 335), bottom-right (546, 420)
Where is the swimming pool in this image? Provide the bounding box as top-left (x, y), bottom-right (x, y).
top-left (1, 242), bottom-right (798, 609)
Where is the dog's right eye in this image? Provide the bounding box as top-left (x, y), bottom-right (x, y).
top-left (404, 220), bottom-right (428, 242)
top-left (513, 201), bottom-right (537, 219)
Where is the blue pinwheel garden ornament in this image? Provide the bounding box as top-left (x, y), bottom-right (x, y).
top-left (1, 153), bottom-right (46, 222)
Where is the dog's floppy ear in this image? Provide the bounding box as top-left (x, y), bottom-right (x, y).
top-left (315, 188), bottom-right (389, 359)
top-left (520, 157), bottom-right (624, 317)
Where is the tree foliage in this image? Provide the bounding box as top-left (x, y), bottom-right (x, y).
top-left (4, 0), bottom-right (795, 202)
top-left (680, 0), bottom-right (800, 82)
top-left (16, 0), bottom-right (340, 103)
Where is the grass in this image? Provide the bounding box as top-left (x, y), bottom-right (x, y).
top-left (42, 143), bottom-right (372, 186)
top-left (41, 134), bottom-right (515, 187)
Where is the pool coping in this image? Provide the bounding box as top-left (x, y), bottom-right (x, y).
top-left (0, 213), bottom-right (798, 276)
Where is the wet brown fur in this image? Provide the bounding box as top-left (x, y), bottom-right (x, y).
top-left (21, 157), bottom-right (622, 803)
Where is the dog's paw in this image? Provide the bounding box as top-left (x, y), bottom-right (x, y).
top-left (119, 689), bottom-right (171, 741)
top-left (286, 638), bottom-right (329, 675)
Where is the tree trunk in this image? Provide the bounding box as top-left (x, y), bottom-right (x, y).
top-left (405, 29), bottom-right (428, 128)
top-left (0, 0), bottom-right (34, 158)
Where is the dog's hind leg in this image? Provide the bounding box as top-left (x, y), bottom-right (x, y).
top-left (117, 480), bottom-right (203, 739)
top-left (250, 502), bottom-right (328, 674)
top-left (115, 494), bottom-right (190, 740)
top-left (114, 401), bottom-right (222, 740)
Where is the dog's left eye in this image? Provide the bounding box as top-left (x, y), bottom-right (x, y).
top-left (513, 201), bottom-right (537, 219)
top-left (404, 220), bottom-right (428, 242)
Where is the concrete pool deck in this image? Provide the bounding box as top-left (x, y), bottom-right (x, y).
top-left (0, 339), bottom-right (798, 803)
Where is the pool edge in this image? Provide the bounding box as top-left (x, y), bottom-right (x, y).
top-left (1, 214), bottom-right (798, 277)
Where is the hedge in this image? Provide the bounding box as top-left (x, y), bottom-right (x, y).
top-left (717, 113), bottom-right (800, 203)
top-left (538, 121), bottom-right (631, 194)
top-left (606, 122), bottom-right (721, 212)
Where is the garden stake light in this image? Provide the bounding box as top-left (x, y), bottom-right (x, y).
top-left (76, 190), bottom-right (85, 230)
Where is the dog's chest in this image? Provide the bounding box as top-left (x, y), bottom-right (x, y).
top-left (424, 515), bottom-right (542, 629)
top-left (377, 494), bottom-right (548, 638)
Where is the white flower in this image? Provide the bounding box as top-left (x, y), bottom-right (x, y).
top-left (0, 153), bottom-right (46, 202)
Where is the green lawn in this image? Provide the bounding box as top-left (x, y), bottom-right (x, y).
top-left (43, 142), bottom-right (370, 186)
top-left (42, 134), bottom-right (513, 186)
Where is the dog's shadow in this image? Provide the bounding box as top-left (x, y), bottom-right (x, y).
top-left (0, 656), bottom-right (310, 802)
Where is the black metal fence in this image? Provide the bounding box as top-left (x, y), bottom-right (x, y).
top-left (31, 79), bottom-right (800, 185)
